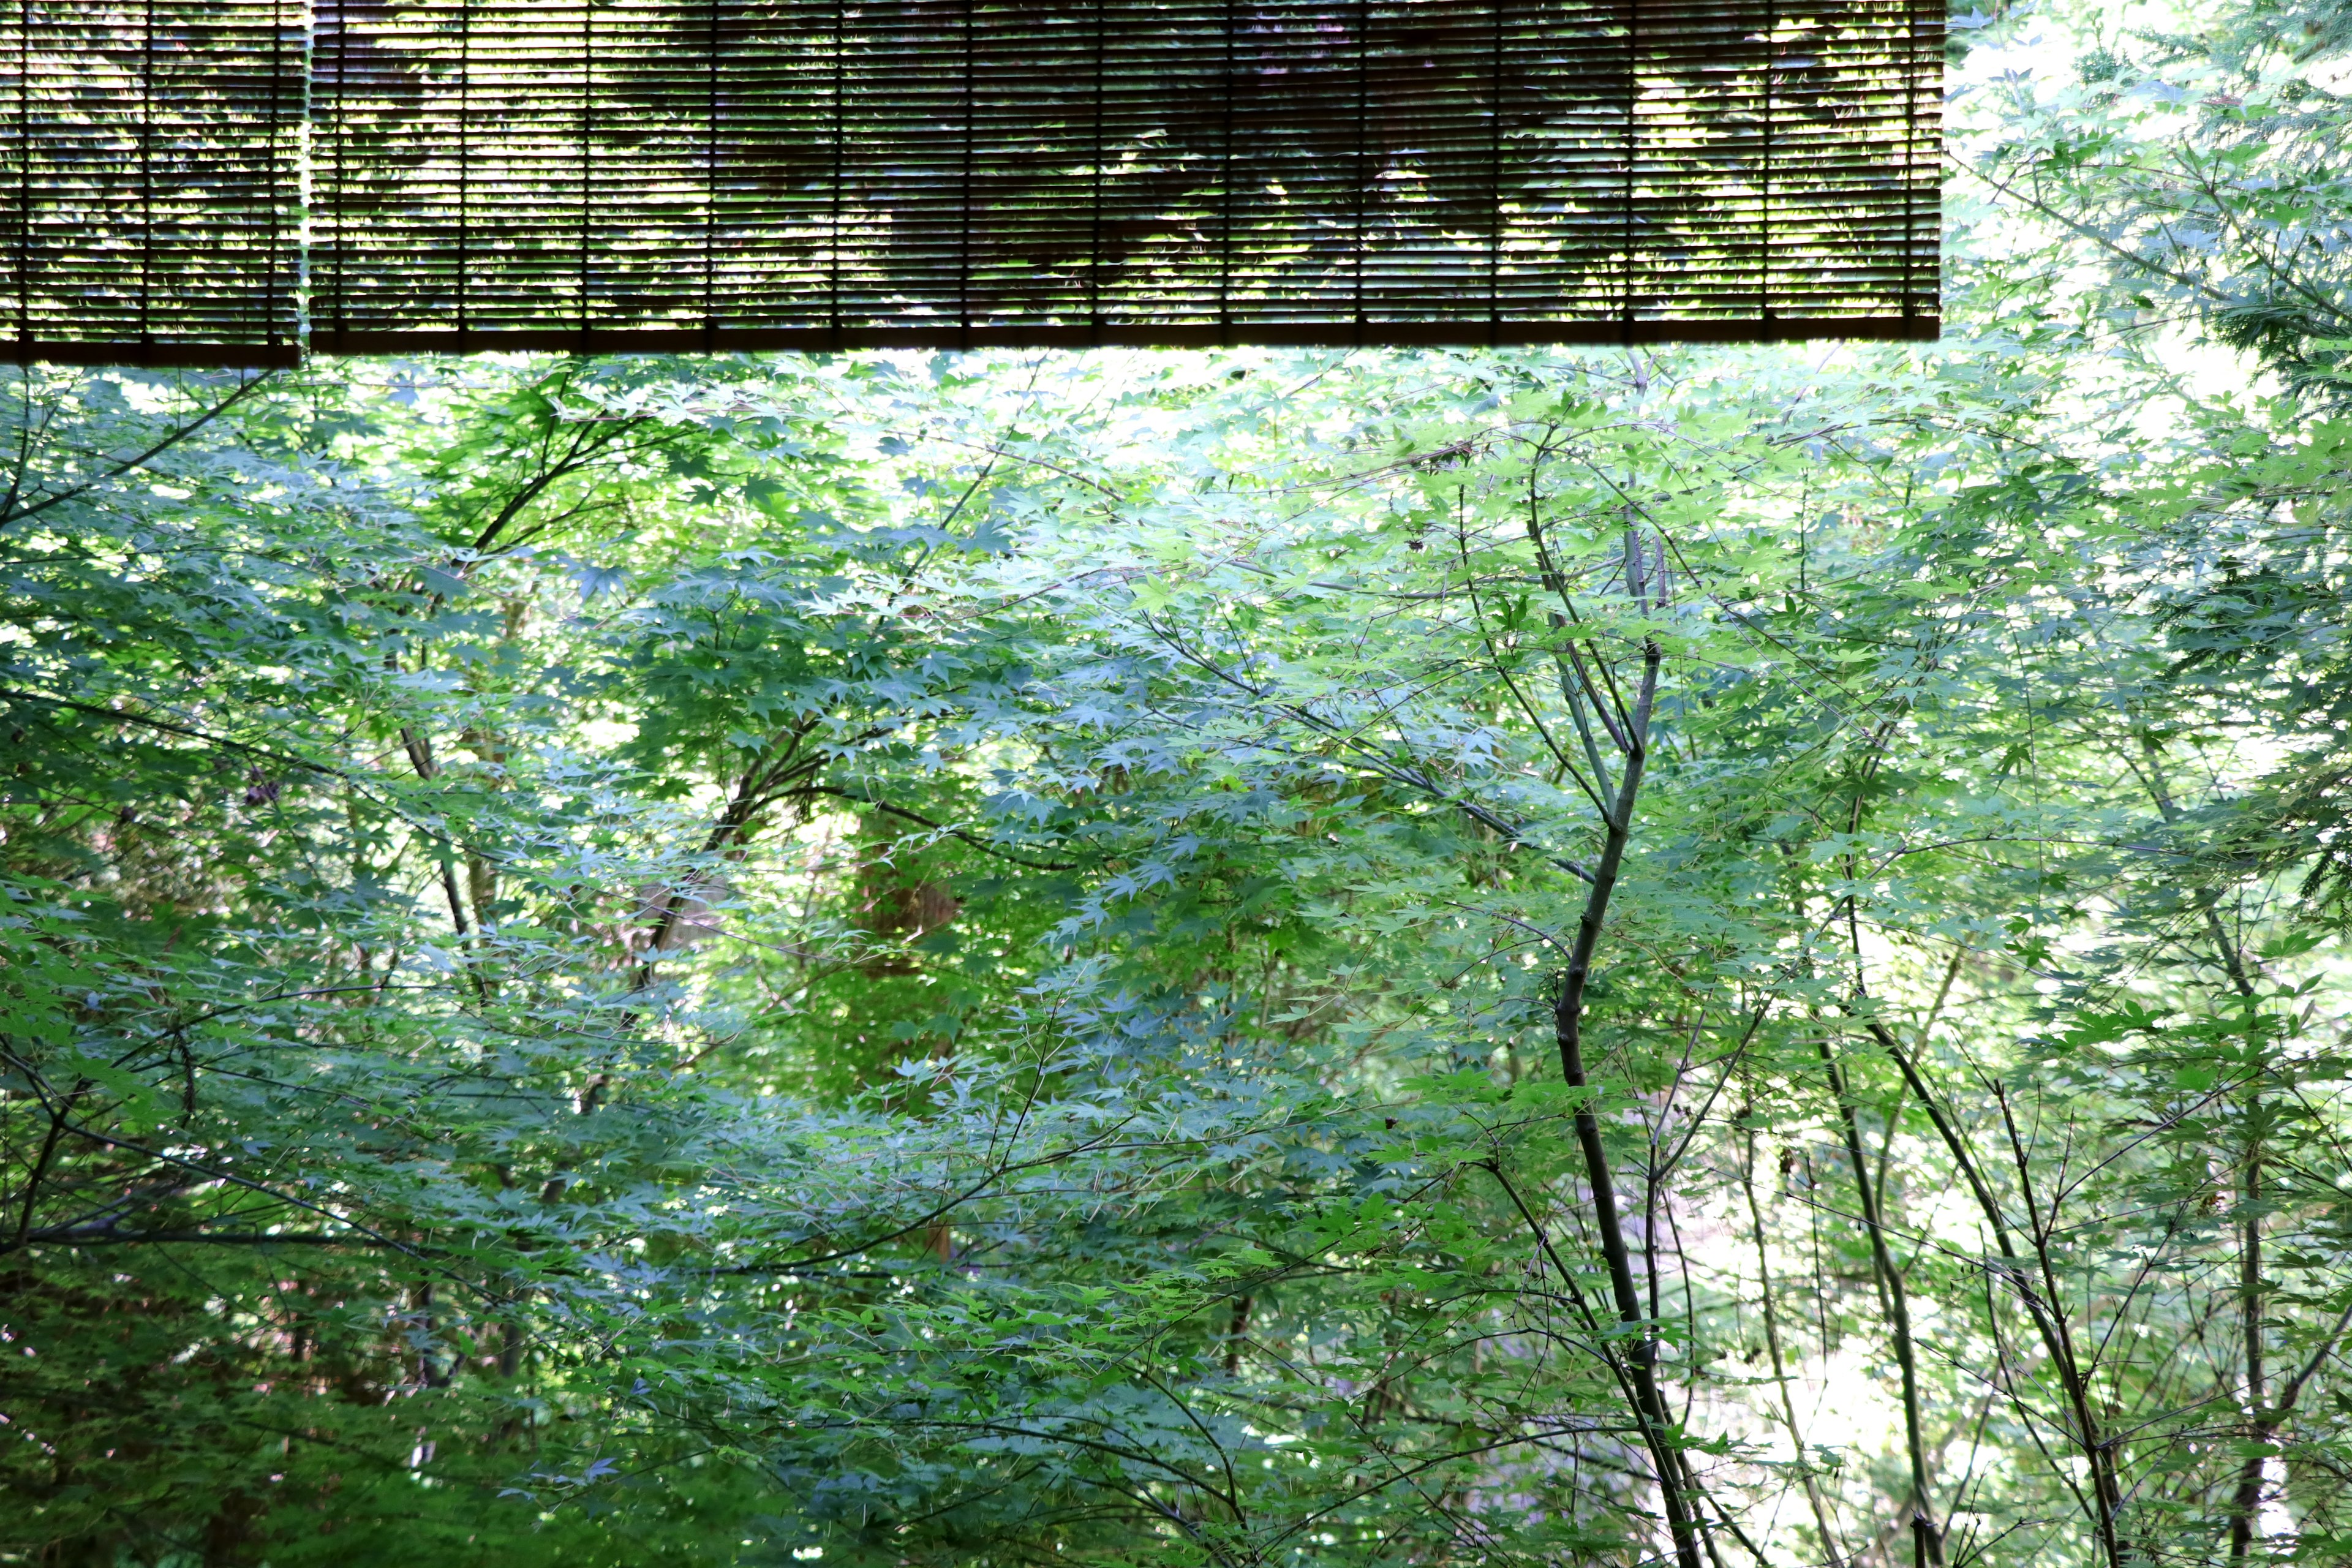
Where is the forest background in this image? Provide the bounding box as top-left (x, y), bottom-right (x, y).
top-left (9, 2), bottom-right (2352, 1566)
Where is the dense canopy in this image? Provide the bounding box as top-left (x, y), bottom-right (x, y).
top-left (9, 4), bottom-right (2352, 1568)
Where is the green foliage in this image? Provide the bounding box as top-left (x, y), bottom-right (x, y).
top-left (13, 6), bottom-right (2352, 1567)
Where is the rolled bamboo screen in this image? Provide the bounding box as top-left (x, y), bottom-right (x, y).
top-left (6, 0), bottom-right (1942, 365)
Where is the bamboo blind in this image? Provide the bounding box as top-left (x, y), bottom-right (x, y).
top-left (7, 0), bottom-right (1942, 365)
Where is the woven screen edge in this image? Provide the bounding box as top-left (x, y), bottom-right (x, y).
top-left (309, 318), bottom-right (1942, 358)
